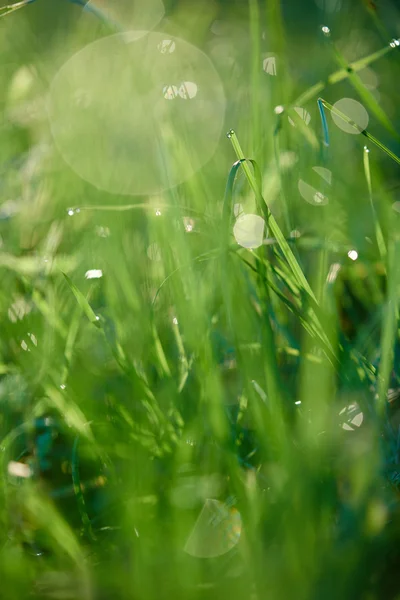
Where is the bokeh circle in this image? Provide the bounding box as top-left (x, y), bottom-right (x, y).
top-left (48, 32), bottom-right (226, 196)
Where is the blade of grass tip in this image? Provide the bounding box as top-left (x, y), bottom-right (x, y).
top-left (71, 435), bottom-right (96, 541)
top-left (62, 272), bottom-right (101, 328)
top-left (326, 31), bottom-right (399, 138)
top-left (317, 98), bottom-right (330, 151)
top-left (0, 0), bottom-right (35, 18)
top-left (363, 145), bottom-right (387, 259)
top-left (227, 129), bottom-right (317, 301)
top-left (292, 38), bottom-right (399, 106)
top-left (319, 98), bottom-right (400, 165)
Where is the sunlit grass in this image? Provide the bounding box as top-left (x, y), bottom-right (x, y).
top-left (1, 0), bottom-right (400, 599)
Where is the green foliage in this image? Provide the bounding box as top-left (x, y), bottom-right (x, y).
top-left (1, 1), bottom-right (400, 599)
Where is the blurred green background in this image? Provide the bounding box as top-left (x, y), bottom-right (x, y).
top-left (1, 0), bottom-right (400, 599)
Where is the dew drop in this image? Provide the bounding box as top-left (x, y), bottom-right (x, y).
top-left (321, 25), bottom-right (331, 36)
top-left (274, 105), bottom-right (285, 115)
top-left (155, 209), bottom-right (162, 216)
top-left (172, 317), bottom-right (178, 325)
top-left (67, 208), bottom-right (75, 216)
top-left (60, 384), bottom-right (66, 390)
top-left (347, 249), bottom-right (358, 261)
top-left (390, 38), bottom-right (400, 48)
top-left (227, 129), bottom-right (235, 139)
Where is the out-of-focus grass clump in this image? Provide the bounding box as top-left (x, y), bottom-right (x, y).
top-left (1, 0), bottom-right (400, 598)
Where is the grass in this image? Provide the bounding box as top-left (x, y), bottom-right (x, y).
top-left (1, 0), bottom-right (400, 598)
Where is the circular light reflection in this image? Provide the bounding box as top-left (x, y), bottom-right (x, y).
top-left (331, 98), bottom-right (369, 135)
top-left (298, 166), bottom-right (332, 206)
top-left (263, 54), bottom-right (277, 76)
top-left (339, 403), bottom-right (364, 431)
top-left (233, 214), bottom-right (265, 249)
top-left (48, 32), bottom-right (226, 196)
top-left (184, 499), bottom-right (242, 558)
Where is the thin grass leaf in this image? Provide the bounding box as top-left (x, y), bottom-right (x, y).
top-left (227, 129), bottom-right (316, 301)
top-left (71, 435), bottom-right (96, 541)
top-left (62, 272), bottom-right (100, 327)
top-left (0, 0), bottom-right (35, 18)
top-left (318, 98), bottom-right (400, 165)
top-left (363, 145), bottom-right (387, 259)
top-left (293, 39), bottom-right (398, 106)
top-left (330, 43), bottom-right (398, 139)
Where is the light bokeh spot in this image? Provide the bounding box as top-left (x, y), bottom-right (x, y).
top-left (263, 54), bottom-right (277, 76)
top-left (233, 214), bottom-right (265, 249)
top-left (184, 499), bottom-right (242, 558)
top-left (331, 98), bottom-right (369, 135)
top-left (288, 107), bottom-right (311, 127)
top-left (48, 32), bottom-right (225, 196)
top-left (298, 166), bottom-right (332, 206)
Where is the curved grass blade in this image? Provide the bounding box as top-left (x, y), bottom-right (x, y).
top-left (227, 130), bottom-right (316, 301)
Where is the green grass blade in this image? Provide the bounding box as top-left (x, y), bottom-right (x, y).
top-left (293, 39), bottom-right (398, 106)
top-left (363, 145), bottom-right (387, 258)
top-left (227, 130), bottom-right (316, 301)
top-left (62, 273), bottom-right (100, 328)
top-left (318, 98), bottom-right (400, 165)
top-left (0, 0), bottom-right (35, 18)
